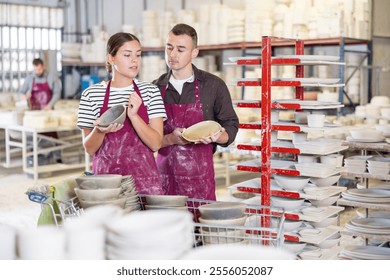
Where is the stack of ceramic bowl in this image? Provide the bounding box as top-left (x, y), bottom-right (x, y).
top-left (105, 210), bottom-right (194, 259)
top-left (197, 202), bottom-right (247, 245)
top-left (74, 174), bottom-right (126, 209)
top-left (143, 194), bottom-right (187, 211)
top-left (344, 155), bottom-right (371, 173)
top-left (273, 174), bottom-right (310, 192)
top-left (367, 156), bottom-right (390, 175)
top-left (119, 175), bottom-right (140, 214)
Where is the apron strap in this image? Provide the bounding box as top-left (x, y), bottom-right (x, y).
top-left (101, 80), bottom-right (149, 123)
top-left (133, 81), bottom-right (149, 123)
top-left (100, 80), bottom-right (111, 114)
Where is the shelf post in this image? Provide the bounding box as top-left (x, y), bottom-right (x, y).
top-left (295, 40), bottom-right (304, 100)
top-left (261, 36), bottom-right (271, 208)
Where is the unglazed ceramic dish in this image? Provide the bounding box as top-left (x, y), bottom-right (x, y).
top-left (98, 104), bottom-right (126, 127)
top-left (182, 121), bottom-right (222, 142)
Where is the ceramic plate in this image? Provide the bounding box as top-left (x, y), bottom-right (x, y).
top-left (342, 192), bottom-right (390, 203)
top-left (346, 136), bottom-right (385, 143)
top-left (345, 222), bottom-right (390, 235)
top-left (342, 245), bottom-right (390, 260)
top-left (182, 121), bottom-right (222, 142)
top-left (350, 218), bottom-right (390, 229)
top-left (347, 188), bottom-right (390, 198)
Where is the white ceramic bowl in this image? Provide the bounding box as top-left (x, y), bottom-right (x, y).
top-left (79, 197), bottom-right (126, 209)
top-left (271, 196), bottom-right (305, 210)
top-left (309, 175), bottom-right (341, 187)
top-left (282, 241), bottom-right (307, 254)
top-left (317, 232), bottom-right (341, 249)
top-left (320, 154), bottom-right (344, 168)
top-left (350, 129), bottom-right (383, 140)
top-left (310, 194), bottom-right (340, 207)
top-left (311, 214), bottom-right (338, 228)
top-left (144, 195), bottom-right (188, 207)
top-left (198, 202), bottom-right (246, 220)
top-left (282, 219), bottom-right (304, 232)
top-left (98, 105), bottom-right (126, 127)
top-left (299, 246), bottom-right (322, 260)
top-left (144, 205), bottom-right (187, 211)
top-left (75, 174), bottom-right (122, 190)
top-left (74, 187), bottom-right (121, 201)
top-left (298, 228), bottom-right (321, 237)
top-left (307, 114), bottom-right (325, 128)
top-left (274, 175), bottom-right (310, 191)
top-left (199, 216), bottom-right (247, 226)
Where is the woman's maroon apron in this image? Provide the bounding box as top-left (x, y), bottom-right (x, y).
top-left (30, 77), bottom-right (53, 110)
top-left (92, 80), bottom-right (164, 195)
top-left (156, 80), bottom-right (216, 200)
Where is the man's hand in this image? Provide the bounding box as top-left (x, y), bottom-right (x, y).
top-left (198, 127), bottom-right (226, 144)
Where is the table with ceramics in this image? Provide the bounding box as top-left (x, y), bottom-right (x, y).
top-left (0, 123), bottom-right (88, 181)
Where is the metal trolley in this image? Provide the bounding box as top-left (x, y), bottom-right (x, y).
top-left (26, 185), bottom-right (83, 227)
top-left (138, 196), bottom-right (286, 248)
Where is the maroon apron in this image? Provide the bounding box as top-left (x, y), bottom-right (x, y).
top-left (92, 80), bottom-right (164, 195)
top-left (156, 80), bottom-right (216, 200)
top-left (30, 77), bottom-right (53, 110)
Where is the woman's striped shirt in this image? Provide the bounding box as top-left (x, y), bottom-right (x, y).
top-left (77, 79), bottom-right (167, 129)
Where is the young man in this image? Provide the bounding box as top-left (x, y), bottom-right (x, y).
top-left (154, 23), bottom-right (239, 200)
top-left (18, 58), bottom-right (61, 110)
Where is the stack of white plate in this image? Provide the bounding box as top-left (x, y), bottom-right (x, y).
top-left (367, 156), bottom-right (390, 175)
top-left (119, 176), bottom-right (140, 214)
top-left (340, 245), bottom-right (390, 260)
top-left (105, 210), bottom-right (193, 259)
top-left (341, 188), bottom-right (390, 204)
top-left (345, 217), bottom-right (390, 235)
top-left (344, 155), bottom-right (371, 173)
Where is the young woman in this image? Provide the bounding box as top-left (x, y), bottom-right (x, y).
top-left (77, 32), bottom-right (167, 195)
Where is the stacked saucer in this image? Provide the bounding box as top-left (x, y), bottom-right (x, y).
top-left (367, 156), bottom-right (390, 175)
top-left (119, 176), bottom-right (141, 214)
top-left (344, 155), bottom-right (371, 173)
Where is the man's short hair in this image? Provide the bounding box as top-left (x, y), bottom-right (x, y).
top-left (32, 58), bottom-right (44, 66)
top-left (170, 23), bottom-right (198, 48)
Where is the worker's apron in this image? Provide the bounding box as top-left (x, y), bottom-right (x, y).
top-left (93, 80), bottom-right (164, 195)
top-left (156, 80), bottom-right (216, 200)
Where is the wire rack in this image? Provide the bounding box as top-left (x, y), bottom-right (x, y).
top-left (26, 189), bottom-right (83, 227)
top-left (138, 196), bottom-right (285, 247)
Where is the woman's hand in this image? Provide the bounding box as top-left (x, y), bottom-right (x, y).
top-left (93, 119), bottom-right (123, 133)
top-left (127, 93), bottom-right (142, 118)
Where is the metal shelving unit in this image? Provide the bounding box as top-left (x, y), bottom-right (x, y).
top-left (339, 141), bottom-right (390, 244)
